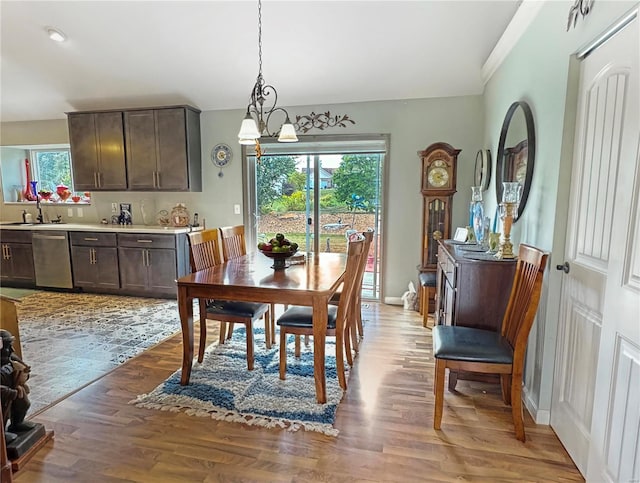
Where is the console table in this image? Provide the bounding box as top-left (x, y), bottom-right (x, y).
top-left (435, 240), bottom-right (517, 388)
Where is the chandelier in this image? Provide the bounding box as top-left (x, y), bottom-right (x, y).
top-left (238, 0), bottom-right (298, 150)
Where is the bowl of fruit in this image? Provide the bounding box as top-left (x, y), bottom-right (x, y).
top-left (258, 233), bottom-right (299, 270)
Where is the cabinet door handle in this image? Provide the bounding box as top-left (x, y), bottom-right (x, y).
top-left (84, 237), bottom-right (99, 241)
top-left (92, 248), bottom-right (97, 264)
top-left (156, 171), bottom-right (160, 188)
top-left (2, 245), bottom-right (7, 260)
top-left (137, 239), bottom-right (153, 243)
top-left (146, 249), bottom-right (151, 267)
top-left (5, 246), bottom-right (11, 260)
top-left (94, 172), bottom-right (99, 188)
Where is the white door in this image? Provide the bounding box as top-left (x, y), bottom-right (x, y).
top-left (551, 12), bottom-right (640, 480)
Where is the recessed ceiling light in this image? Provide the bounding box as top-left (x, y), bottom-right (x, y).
top-left (46, 27), bottom-right (67, 42)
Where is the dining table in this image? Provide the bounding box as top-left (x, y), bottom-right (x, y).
top-left (177, 251), bottom-right (347, 404)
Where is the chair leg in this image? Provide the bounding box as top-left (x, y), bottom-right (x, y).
top-left (294, 335), bottom-right (301, 357)
top-left (245, 324), bottom-right (255, 371)
top-left (264, 309), bottom-right (272, 349)
top-left (218, 321), bottom-right (227, 345)
top-left (434, 359), bottom-right (446, 430)
top-left (304, 335), bottom-right (310, 346)
top-left (344, 325), bottom-right (354, 367)
top-left (227, 323), bottom-right (235, 340)
top-left (279, 328), bottom-right (287, 380)
top-left (511, 374), bottom-right (525, 442)
top-left (270, 303), bottom-right (276, 344)
top-left (501, 374), bottom-right (512, 405)
top-left (448, 370), bottom-right (458, 391)
top-left (198, 299), bottom-right (207, 363)
top-left (336, 332), bottom-right (347, 390)
top-left (356, 305), bottom-right (364, 339)
top-left (350, 301), bottom-right (360, 353)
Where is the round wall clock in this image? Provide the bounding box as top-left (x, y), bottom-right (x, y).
top-left (211, 143), bottom-right (232, 177)
top-left (474, 149), bottom-right (491, 191)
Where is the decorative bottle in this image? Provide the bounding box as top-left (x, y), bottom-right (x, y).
top-left (470, 186), bottom-right (485, 244)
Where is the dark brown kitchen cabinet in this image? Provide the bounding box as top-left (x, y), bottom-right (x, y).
top-left (70, 232), bottom-right (120, 291)
top-left (124, 106), bottom-right (201, 191)
top-left (117, 233), bottom-right (190, 297)
top-left (0, 231), bottom-right (35, 286)
top-left (68, 112), bottom-right (127, 191)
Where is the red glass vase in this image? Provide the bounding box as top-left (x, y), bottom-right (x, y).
top-left (22, 159), bottom-right (36, 201)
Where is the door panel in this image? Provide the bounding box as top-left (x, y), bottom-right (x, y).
top-left (552, 13), bottom-right (640, 480)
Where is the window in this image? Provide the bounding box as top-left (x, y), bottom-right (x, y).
top-left (0, 144), bottom-right (81, 203)
top-left (31, 148), bottom-right (73, 193)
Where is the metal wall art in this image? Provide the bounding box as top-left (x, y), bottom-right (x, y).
top-left (294, 111), bottom-right (355, 133)
top-left (567, 0), bottom-right (594, 31)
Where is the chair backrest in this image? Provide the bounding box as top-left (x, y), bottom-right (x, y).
top-left (219, 225), bottom-right (246, 261)
top-left (186, 228), bottom-right (222, 272)
top-left (501, 243), bottom-right (548, 371)
top-left (335, 236), bottom-right (366, 334)
top-left (354, 230), bottom-right (374, 295)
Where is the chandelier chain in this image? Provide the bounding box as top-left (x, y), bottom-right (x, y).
top-left (257, 0), bottom-right (262, 80)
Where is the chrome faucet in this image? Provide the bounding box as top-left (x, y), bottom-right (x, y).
top-left (36, 195), bottom-right (44, 223)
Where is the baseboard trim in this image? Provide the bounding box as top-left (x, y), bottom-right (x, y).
top-left (523, 385), bottom-right (550, 425)
top-left (384, 296), bottom-right (403, 306)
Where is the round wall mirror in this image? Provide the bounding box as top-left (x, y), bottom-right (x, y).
top-left (496, 101), bottom-right (535, 220)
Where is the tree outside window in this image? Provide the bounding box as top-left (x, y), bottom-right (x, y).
top-left (32, 149), bottom-right (73, 192)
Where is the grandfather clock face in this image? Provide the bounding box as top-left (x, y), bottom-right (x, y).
top-left (422, 155), bottom-right (456, 193)
top-left (418, 143), bottom-right (460, 270)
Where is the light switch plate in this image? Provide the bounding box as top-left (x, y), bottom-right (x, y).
top-left (111, 202), bottom-right (118, 213)
top-left (67, 208), bottom-right (73, 217)
top-left (234, 204), bottom-right (241, 215)
top-left (77, 207), bottom-right (83, 217)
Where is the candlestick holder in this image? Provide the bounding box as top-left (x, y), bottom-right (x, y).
top-left (495, 182), bottom-right (522, 260)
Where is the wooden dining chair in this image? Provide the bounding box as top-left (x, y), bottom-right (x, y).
top-left (329, 229), bottom-right (374, 358)
top-left (277, 235), bottom-right (365, 391)
top-left (432, 243), bottom-right (548, 442)
top-left (186, 228), bottom-right (270, 370)
top-left (219, 225), bottom-right (275, 345)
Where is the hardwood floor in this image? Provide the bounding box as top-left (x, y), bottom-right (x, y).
top-left (14, 303), bottom-right (582, 482)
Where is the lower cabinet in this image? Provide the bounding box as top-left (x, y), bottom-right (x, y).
top-left (0, 231), bottom-right (35, 286)
top-left (117, 233), bottom-right (186, 297)
top-left (70, 232), bottom-right (120, 290)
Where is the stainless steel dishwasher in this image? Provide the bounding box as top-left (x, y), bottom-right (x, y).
top-left (32, 230), bottom-right (74, 288)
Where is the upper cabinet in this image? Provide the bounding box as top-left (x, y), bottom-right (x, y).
top-left (125, 107), bottom-right (201, 191)
top-left (67, 105), bottom-right (202, 192)
top-left (68, 111), bottom-right (128, 191)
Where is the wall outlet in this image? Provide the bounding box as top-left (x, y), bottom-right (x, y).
top-left (111, 202), bottom-right (118, 213)
top-left (67, 208), bottom-right (73, 217)
top-left (234, 204), bottom-right (241, 215)
top-left (77, 207), bottom-right (83, 217)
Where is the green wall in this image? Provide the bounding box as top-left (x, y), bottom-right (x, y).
top-left (483, 0), bottom-right (638, 421)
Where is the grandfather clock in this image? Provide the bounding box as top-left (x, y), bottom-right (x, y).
top-left (418, 143), bottom-right (460, 315)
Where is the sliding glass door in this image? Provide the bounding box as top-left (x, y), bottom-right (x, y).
top-left (243, 135), bottom-right (386, 300)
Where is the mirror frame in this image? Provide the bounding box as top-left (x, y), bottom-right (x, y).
top-left (496, 101), bottom-right (536, 220)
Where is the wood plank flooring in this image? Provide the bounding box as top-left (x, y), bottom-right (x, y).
top-left (14, 303), bottom-right (582, 482)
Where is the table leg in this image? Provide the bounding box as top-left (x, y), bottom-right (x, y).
top-left (312, 296), bottom-right (328, 403)
top-left (179, 285), bottom-right (194, 385)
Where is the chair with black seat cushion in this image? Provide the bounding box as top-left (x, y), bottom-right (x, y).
top-left (432, 243), bottom-right (548, 442)
top-left (186, 228), bottom-right (270, 370)
top-left (277, 235), bottom-right (365, 390)
top-left (419, 271), bottom-right (437, 327)
top-left (219, 225), bottom-right (275, 346)
top-left (329, 229), bottom-right (374, 357)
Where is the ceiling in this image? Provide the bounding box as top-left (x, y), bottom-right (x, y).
top-left (0, 1), bottom-right (522, 123)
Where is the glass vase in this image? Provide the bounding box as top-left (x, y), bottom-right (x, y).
top-left (470, 186), bottom-right (485, 244)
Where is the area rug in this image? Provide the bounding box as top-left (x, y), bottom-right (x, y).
top-left (15, 291), bottom-right (183, 414)
top-left (131, 327), bottom-right (347, 436)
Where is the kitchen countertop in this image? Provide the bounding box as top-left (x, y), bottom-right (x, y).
top-left (0, 222), bottom-right (203, 235)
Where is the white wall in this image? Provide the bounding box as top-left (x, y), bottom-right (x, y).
top-left (483, 0), bottom-right (638, 421)
top-left (0, 95), bottom-right (484, 300)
